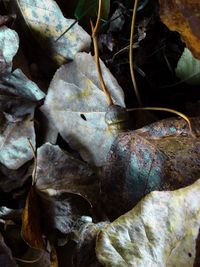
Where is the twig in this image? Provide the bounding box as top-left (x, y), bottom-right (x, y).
top-left (92, 0), bottom-right (103, 37)
top-left (91, 0), bottom-right (113, 106)
top-left (129, 0), bottom-right (142, 106)
top-left (27, 139), bottom-right (37, 185)
top-left (127, 107), bottom-right (195, 137)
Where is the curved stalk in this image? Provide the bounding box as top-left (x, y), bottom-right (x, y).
top-left (129, 0), bottom-right (142, 106)
top-left (91, 0), bottom-right (113, 106)
top-left (27, 139), bottom-right (37, 185)
top-left (92, 0), bottom-right (103, 37)
top-left (127, 107), bottom-right (195, 137)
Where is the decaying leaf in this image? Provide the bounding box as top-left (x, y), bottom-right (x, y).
top-left (0, 232), bottom-right (17, 267)
top-left (96, 179), bottom-right (200, 267)
top-left (0, 160), bottom-right (31, 193)
top-left (43, 52), bottom-right (126, 166)
top-left (72, 218), bottom-right (108, 267)
top-left (35, 143), bottom-right (99, 236)
top-left (50, 244), bottom-right (59, 267)
top-left (22, 143), bottom-right (99, 248)
top-left (22, 186), bottom-right (46, 250)
top-left (17, 248), bottom-right (51, 267)
top-left (36, 143), bottom-right (99, 207)
top-left (0, 207), bottom-right (22, 222)
top-left (101, 116), bottom-right (200, 219)
top-left (0, 113), bottom-right (36, 170)
top-left (0, 68), bottom-right (45, 170)
top-left (176, 47), bottom-right (200, 85)
top-left (37, 108), bottom-right (58, 144)
top-left (0, 26), bottom-right (19, 74)
top-left (6, 0), bottom-right (91, 65)
top-left (1, 68), bottom-right (45, 103)
top-left (159, 0), bottom-right (200, 59)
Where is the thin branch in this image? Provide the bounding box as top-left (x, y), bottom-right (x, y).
top-left (27, 139), bottom-right (37, 185)
top-left (92, 0), bottom-right (102, 37)
top-left (127, 107), bottom-right (195, 137)
top-left (91, 0), bottom-right (113, 106)
top-left (129, 0), bottom-right (142, 106)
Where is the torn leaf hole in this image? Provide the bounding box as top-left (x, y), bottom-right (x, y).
top-left (80, 114), bottom-right (87, 121)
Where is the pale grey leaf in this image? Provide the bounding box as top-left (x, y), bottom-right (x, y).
top-left (0, 26), bottom-right (19, 74)
top-left (0, 114), bottom-right (35, 169)
top-left (43, 52), bottom-right (125, 166)
top-left (96, 179), bottom-right (200, 267)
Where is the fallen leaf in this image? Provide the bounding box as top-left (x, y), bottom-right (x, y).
top-left (6, 0), bottom-right (91, 64)
top-left (43, 52), bottom-right (126, 166)
top-left (36, 143), bottom-right (99, 207)
top-left (176, 47), bottom-right (200, 85)
top-left (0, 68), bottom-right (45, 170)
top-left (194, 230), bottom-right (200, 267)
top-left (0, 232), bottom-right (17, 267)
top-left (17, 248), bottom-right (51, 267)
top-left (0, 68), bottom-right (45, 103)
top-left (101, 116), bottom-right (200, 219)
top-left (22, 143), bottom-right (99, 248)
top-left (72, 218), bottom-right (108, 267)
top-left (0, 207), bottom-right (22, 221)
top-left (50, 244), bottom-right (58, 267)
top-left (35, 143), bottom-right (98, 237)
top-left (159, 0), bottom-right (200, 59)
top-left (0, 113), bottom-right (36, 170)
top-left (22, 186), bottom-right (46, 250)
top-left (96, 179), bottom-right (200, 267)
top-left (0, 26), bottom-right (19, 75)
top-left (0, 161), bottom-right (31, 192)
top-left (37, 108), bottom-right (58, 145)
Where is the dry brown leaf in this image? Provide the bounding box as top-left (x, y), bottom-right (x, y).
top-left (101, 116), bottom-right (200, 219)
top-left (22, 143), bottom-right (98, 249)
top-left (22, 187), bottom-right (46, 250)
top-left (159, 0), bottom-right (200, 59)
top-left (50, 244), bottom-right (58, 267)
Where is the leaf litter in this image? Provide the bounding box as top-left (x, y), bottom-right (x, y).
top-left (0, 0), bottom-right (200, 266)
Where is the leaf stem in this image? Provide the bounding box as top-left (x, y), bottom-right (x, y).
top-left (91, 0), bottom-right (113, 106)
top-left (129, 0), bottom-right (142, 106)
top-left (27, 139), bottom-right (37, 185)
top-left (92, 0), bottom-right (103, 37)
top-left (127, 107), bottom-right (195, 136)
